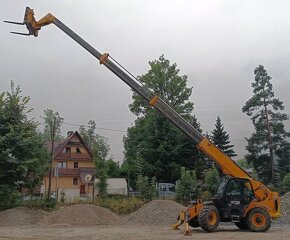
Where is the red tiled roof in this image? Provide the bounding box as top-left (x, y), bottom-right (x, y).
top-left (51, 131), bottom-right (93, 159)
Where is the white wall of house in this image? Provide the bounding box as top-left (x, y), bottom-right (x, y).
top-left (95, 178), bottom-right (128, 195)
top-left (57, 188), bottom-right (80, 203)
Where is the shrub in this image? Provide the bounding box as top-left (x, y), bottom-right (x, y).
top-left (0, 185), bottom-right (19, 210)
top-left (205, 166), bottom-right (220, 195)
top-left (176, 167), bottom-right (197, 203)
top-left (136, 175), bottom-right (157, 201)
top-left (19, 198), bottom-right (57, 210)
top-left (96, 196), bottom-right (144, 215)
top-left (199, 190), bottom-right (212, 201)
top-left (282, 172), bottom-right (290, 193)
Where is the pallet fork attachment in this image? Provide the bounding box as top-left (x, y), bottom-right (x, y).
top-left (4, 7), bottom-right (55, 37)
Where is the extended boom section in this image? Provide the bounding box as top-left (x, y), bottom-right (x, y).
top-left (6, 6), bottom-right (281, 235)
top-left (54, 18), bottom-right (205, 145)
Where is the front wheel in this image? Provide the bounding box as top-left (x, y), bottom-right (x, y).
top-left (247, 208), bottom-right (271, 232)
top-left (198, 205), bottom-right (220, 232)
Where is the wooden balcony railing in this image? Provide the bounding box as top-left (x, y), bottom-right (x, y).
top-left (55, 153), bottom-right (92, 160)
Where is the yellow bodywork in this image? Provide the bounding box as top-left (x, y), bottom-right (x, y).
top-left (14, 7), bottom-right (56, 37)
top-left (173, 137), bottom-right (281, 232)
top-left (198, 138), bottom-right (250, 178)
top-left (198, 138), bottom-right (281, 219)
top-left (149, 95), bottom-right (159, 107)
top-left (171, 200), bottom-right (204, 231)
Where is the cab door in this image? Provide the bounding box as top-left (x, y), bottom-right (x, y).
top-left (223, 178), bottom-right (254, 217)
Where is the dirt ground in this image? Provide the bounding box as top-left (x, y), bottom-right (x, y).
top-left (0, 224), bottom-right (289, 240)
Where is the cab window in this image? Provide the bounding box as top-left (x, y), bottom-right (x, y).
top-left (225, 179), bottom-right (241, 196)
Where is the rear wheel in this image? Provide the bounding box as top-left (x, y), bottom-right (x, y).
top-left (188, 217), bottom-right (200, 228)
top-left (247, 208), bottom-right (271, 232)
top-left (198, 205), bottom-right (220, 232)
top-left (234, 218), bottom-right (249, 230)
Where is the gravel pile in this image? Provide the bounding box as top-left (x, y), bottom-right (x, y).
top-left (126, 200), bottom-right (185, 225)
top-left (274, 192), bottom-right (290, 224)
top-left (0, 207), bottom-right (46, 226)
top-left (38, 204), bottom-right (120, 226)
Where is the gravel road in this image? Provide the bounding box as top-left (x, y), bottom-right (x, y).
top-left (0, 224), bottom-right (289, 240)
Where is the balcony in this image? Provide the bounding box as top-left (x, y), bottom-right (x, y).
top-left (58, 168), bottom-right (79, 176)
top-left (55, 153), bottom-right (92, 160)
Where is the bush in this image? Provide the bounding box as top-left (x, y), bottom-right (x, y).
top-left (96, 196), bottom-right (144, 215)
top-left (282, 173), bottom-right (290, 193)
top-left (136, 175), bottom-right (157, 201)
top-left (0, 185), bottom-right (19, 210)
top-left (20, 198), bottom-right (57, 210)
top-left (176, 167), bottom-right (197, 204)
top-left (199, 190), bottom-right (212, 201)
top-left (205, 166), bottom-right (220, 195)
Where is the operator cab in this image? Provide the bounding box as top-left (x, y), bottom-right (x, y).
top-left (212, 176), bottom-right (254, 222)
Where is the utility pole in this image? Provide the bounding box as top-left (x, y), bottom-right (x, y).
top-left (47, 116), bottom-right (56, 203)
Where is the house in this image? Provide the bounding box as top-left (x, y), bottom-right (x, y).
top-left (43, 131), bottom-right (95, 202)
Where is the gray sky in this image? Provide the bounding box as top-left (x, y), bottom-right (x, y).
top-left (1, 0), bottom-right (290, 162)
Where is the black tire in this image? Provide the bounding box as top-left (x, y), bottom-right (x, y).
top-left (188, 217), bottom-right (200, 228)
top-left (198, 205), bottom-right (220, 232)
top-left (247, 208), bottom-right (271, 232)
top-left (234, 219), bottom-right (249, 230)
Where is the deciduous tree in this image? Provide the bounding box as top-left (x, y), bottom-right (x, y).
top-left (124, 55), bottom-right (206, 184)
top-left (80, 121), bottom-right (118, 197)
top-left (42, 109), bottom-right (64, 142)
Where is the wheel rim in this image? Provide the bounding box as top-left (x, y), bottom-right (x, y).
top-left (208, 210), bottom-right (217, 225)
top-left (252, 213), bottom-right (266, 228)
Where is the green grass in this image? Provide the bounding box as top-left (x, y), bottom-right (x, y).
top-left (19, 198), bottom-right (58, 211)
top-left (96, 196), bottom-right (145, 215)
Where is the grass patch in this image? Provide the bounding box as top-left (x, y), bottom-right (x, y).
top-left (19, 198), bottom-right (58, 211)
top-left (96, 196), bottom-right (145, 215)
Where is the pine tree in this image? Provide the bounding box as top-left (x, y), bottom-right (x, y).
top-left (0, 82), bottom-right (49, 209)
top-left (211, 116), bottom-right (237, 158)
top-left (242, 65), bottom-right (289, 185)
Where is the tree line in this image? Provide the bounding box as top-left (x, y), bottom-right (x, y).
top-left (0, 56), bottom-right (289, 209)
top-left (123, 57), bottom-right (289, 200)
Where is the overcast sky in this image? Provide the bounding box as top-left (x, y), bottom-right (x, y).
top-left (1, 0), bottom-right (290, 162)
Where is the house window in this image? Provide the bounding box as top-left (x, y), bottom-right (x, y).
top-left (76, 148), bottom-right (81, 154)
top-left (57, 161), bottom-right (67, 168)
top-left (74, 162), bottom-right (78, 168)
top-left (73, 178), bottom-right (78, 185)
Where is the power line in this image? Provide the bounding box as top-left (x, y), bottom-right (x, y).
top-left (38, 120), bottom-right (127, 133)
top-left (231, 139), bottom-right (246, 142)
top-left (39, 121), bottom-right (248, 140)
top-left (62, 122), bottom-right (127, 133)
